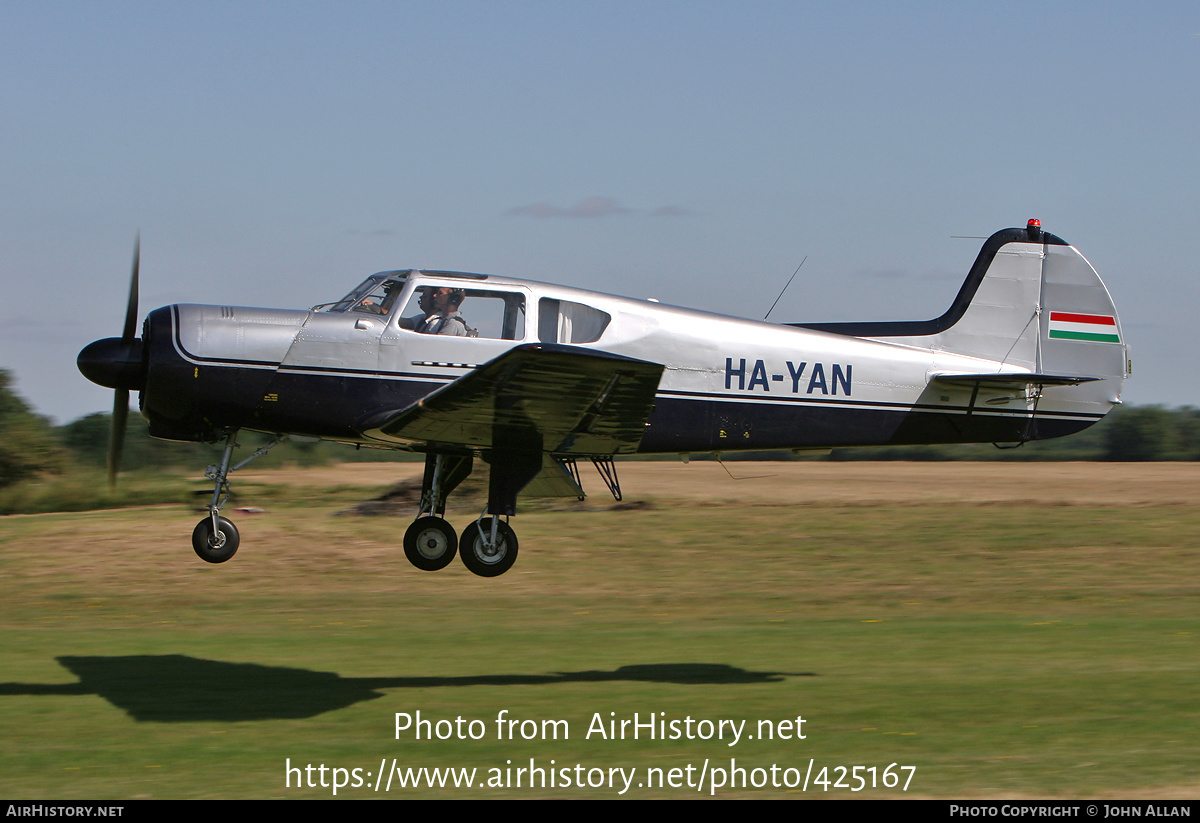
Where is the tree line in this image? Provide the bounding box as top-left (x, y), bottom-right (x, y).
top-left (2, 368), bottom-right (1198, 490)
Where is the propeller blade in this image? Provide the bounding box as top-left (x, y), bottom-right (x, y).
top-left (122, 234), bottom-right (140, 343)
top-left (109, 234), bottom-right (139, 488)
top-left (107, 389), bottom-right (129, 488)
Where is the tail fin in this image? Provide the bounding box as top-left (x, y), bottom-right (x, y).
top-left (793, 222), bottom-right (1129, 407)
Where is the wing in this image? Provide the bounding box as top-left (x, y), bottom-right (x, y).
top-left (362, 343), bottom-right (665, 456)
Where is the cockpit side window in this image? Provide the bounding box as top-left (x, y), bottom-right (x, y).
top-left (538, 298), bottom-right (610, 344)
top-left (397, 286), bottom-right (526, 340)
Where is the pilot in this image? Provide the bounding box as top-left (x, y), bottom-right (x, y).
top-left (401, 287), bottom-right (469, 335)
top-left (356, 280), bottom-right (402, 315)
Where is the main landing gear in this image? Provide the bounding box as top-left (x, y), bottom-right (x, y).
top-left (192, 430), bottom-right (285, 564)
top-left (403, 516), bottom-right (458, 571)
top-left (403, 512), bottom-right (519, 577)
top-left (402, 453), bottom-right (471, 571)
top-left (402, 452), bottom-right (533, 577)
top-left (459, 516), bottom-right (518, 577)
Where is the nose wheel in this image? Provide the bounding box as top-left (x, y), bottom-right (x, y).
top-left (403, 516), bottom-right (458, 571)
top-left (192, 516), bottom-right (240, 564)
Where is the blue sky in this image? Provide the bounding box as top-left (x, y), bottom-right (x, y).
top-left (2, 1), bottom-right (1197, 423)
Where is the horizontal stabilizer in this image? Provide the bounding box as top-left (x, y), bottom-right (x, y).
top-left (931, 372), bottom-right (1101, 390)
top-left (364, 343), bottom-right (664, 454)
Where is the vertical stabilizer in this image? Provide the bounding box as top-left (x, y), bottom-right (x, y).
top-left (790, 222), bottom-right (1128, 420)
top-left (792, 222), bottom-right (1128, 393)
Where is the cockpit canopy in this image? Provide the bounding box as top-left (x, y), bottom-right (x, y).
top-left (318, 269), bottom-right (611, 345)
top-left (320, 270), bottom-right (488, 313)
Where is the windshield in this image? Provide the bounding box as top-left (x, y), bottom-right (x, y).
top-left (320, 272), bottom-right (410, 313)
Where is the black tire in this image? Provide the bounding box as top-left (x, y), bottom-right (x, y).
top-left (403, 516), bottom-right (458, 571)
top-left (459, 518), bottom-right (518, 577)
top-left (192, 516), bottom-right (240, 564)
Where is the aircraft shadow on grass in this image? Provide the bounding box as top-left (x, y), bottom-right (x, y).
top-left (0, 656), bottom-right (810, 722)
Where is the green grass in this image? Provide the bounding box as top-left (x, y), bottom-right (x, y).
top-left (1, 478), bottom-right (1197, 798)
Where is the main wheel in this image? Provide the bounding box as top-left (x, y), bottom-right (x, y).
top-left (192, 516), bottom-right (240, 564)
top-left (459, 518), bottom-right (518, 577)
top-left (403, 516), bottom-right (458, 571)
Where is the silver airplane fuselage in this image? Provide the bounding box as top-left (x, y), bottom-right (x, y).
top-left (137, 234), bottom-right (1124, 453)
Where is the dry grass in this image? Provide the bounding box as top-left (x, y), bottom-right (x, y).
top-left (2, 462), bottom-right (1198, 798)
top-left (236, 460), bottom-right (1200, 507)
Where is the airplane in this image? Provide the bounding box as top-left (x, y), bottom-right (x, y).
top-left (77, 219), bottom-right (1129, 577)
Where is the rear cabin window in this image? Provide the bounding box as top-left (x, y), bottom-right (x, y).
top-left (537, 298), bottom-right (610, 344)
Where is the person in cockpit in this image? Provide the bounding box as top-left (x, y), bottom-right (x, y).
top-left (400, 287), bottom-right (469, 335)
top-left (355, 280), bottom-right (402, 315)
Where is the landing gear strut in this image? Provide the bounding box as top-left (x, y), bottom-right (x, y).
top-left (452, 449), bottom-right (540, 577)
top-left (192, 430), bottom-right (285, 564)
top-left (403, 453), bottom-right (471, 572)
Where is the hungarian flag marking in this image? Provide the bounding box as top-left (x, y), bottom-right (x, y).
top-left (1048, 311), bottom-right (1120, 343)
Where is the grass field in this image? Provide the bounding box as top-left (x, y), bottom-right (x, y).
top-left (1, 462), bottom-right (1197, 799)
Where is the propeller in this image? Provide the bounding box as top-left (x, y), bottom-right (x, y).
top-left (106, 234), bottom-right (139, 487)
top-left (76, 240), bottom-right (149, 468)
top-left (76, 236), bottom-right (147, 488)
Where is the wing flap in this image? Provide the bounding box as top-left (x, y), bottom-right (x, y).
top-left (365, 343), bottom-right (664, 454)
top-left (521, 455), bottom-right (587, 499)
top-left (931, 372), bottom-right (1101, 390)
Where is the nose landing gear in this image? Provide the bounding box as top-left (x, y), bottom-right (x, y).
top-left (191, 431), bottom-right (285, 564)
